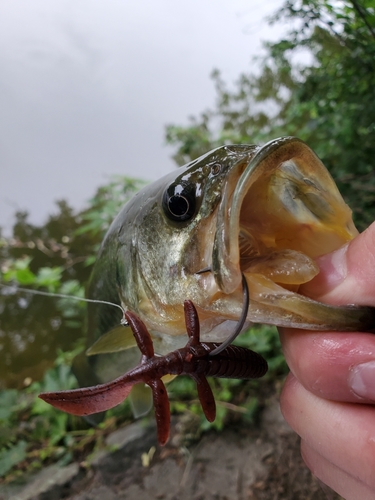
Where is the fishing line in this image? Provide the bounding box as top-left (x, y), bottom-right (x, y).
top-left (0, 283), bottom-right (128, 325)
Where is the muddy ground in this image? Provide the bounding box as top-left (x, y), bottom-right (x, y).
top-left (1, 395), bottom-right (342, 500)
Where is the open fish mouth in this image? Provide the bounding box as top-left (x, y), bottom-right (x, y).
top-left (213, 136), bottom-right (357, 295)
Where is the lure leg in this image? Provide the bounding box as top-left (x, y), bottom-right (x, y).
top-left (193, 375), bottom-right (216, 422)
top-left (125, 310), bottom-right (172, 445)
top-left (183, 299), bottom-right (200, 346)
top-left (183, 300), bottom-right (216, 422)
top-left (125, 311), bottom-right (155, 358)
top-left (148, 379), bottom-right (170, 445)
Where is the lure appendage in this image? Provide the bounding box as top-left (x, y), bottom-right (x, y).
top-left (39, 300), bottom-right (268, 445)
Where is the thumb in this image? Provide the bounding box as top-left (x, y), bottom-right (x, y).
top-left (300, 221), bottom-right (375, 307)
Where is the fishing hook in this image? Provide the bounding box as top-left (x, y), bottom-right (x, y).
top-left (195, 268), bottom-right (250, 355)
top-left (209, 274), bottom-right (249, 356)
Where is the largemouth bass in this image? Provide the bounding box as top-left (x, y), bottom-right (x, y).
top-left (74, 137), bottom-right (375, 403)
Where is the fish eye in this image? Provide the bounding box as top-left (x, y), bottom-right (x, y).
top-left (210, 163), bottom-right (222, 176)
top-left (162, 183), bottom-right (196, 222)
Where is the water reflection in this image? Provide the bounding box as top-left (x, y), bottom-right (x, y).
top-left (0, 201), bottom-right (96, 389)
top-left (0, 290), bottom-right (83, 389)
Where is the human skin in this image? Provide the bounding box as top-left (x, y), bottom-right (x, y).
top-left (279, 221), bottom-right (375, 499)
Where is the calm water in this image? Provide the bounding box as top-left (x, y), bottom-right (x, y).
top-left (0, 288), bottom-right (84, 389)
top-left (0, 203), bottom-right (97, 389)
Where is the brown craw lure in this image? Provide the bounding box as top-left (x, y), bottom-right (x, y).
top-left (39, 300), bottom-right (268, 445)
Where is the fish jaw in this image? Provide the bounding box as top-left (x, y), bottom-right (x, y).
top-left (206, 136), bottom-right (375, 333)
top-left (212, 136), bottom-right (357, 296)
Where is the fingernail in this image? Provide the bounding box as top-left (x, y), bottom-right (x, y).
top-left (349, 361), bottom-right (375, 401)
top-left (300, 244), bottom-right (349, 299)
top-left (316, 244), bottom-right (348, 289)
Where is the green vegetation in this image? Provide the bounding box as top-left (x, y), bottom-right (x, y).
top-left (166, 0), bottom-right (375, 231)
top-left (0, 349), bottom-right (135, 482)
top-left (1, 0), bottom-right (374, 484)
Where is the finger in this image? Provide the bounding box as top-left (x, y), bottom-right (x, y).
top-left (280, 374), bottom-right (375, 492)
top-left (281, 222), bottom-right (375, 403)
top-left (279, 328), bottom-right (375, 403)
top-left (300, 221), bottom-right (375, 306)
top-left (301, 441), bottom-right (375, 500)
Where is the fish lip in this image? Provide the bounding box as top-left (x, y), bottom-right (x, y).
top-left (212, 136), bottom-right (314, 294)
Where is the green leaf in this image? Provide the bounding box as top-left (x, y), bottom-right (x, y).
top-left (0, 441), bottom-right (27, 477)
top-left (0, 390), bottom-right (19, 421)
top-left (2, 256), bottom-right (37, 285)
top-left (35, 267), bottom-right (63, 290)
top-left (14, 268), bottom-right (37, 285)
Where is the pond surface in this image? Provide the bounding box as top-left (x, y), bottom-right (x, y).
top-left (0, 203), bottom-right (98, 389)
top-left (0, 287), bottom-right (84, 389)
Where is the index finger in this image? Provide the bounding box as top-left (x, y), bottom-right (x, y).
top-left (280, 328), bottom-right (375, 403)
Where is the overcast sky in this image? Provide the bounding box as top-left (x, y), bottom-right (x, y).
top-left (0, 0), bottom-right (284, 234)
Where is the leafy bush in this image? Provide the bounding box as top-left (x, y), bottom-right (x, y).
top-left (0, 348), bottom-right (134, 482)
top-left (166, 0), bottom-right (375, 231)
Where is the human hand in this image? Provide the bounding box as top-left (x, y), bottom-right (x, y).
top-left (279, 221), bottom-right (375, 499)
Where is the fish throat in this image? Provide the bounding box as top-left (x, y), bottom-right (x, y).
top-left (213, 137), bottom-right (356, 298)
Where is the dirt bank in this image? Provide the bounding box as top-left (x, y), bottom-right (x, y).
top-left (1, 396), bottom-right (340, 500)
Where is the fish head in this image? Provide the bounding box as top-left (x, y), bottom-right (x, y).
top-left (86, 136), bottom-right (374, 368)
top-left (110, 136), bottom-right (367, 340)
top-left (113, 144), bottom-right (259, 336)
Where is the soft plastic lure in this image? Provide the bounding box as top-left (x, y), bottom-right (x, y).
top-left (40, 300), bottom-right (268, 445)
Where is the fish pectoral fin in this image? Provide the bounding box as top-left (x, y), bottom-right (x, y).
top-left (72, 350), bottom-right (101, 386)
top-left (161, 374), bottom-right (177, 384)
top-left (86, 325), bottom-right (137, 356)
top-left (128, 383), bottom-right (153, 418)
